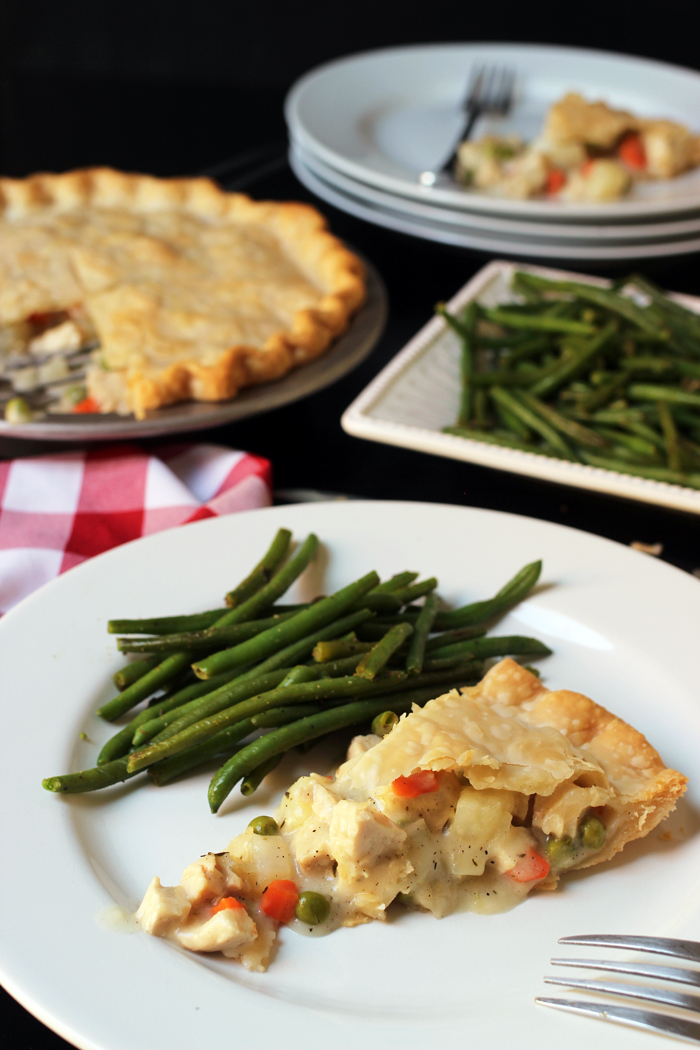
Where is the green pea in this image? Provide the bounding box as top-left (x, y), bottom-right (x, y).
top-left (5, 396), bottom-right (33, 423)
top-left (371, 710), bottom-right (399, 737)
top-left (295, 891), bottom-right (331, 925)
top-left (248, 815), bottom-right (278, 836)
top-left (545, 834), bottom-right (575, 868)
top-left (580, 813), bottom-right (606, 850)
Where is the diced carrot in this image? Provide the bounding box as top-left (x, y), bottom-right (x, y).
top-left (211, 896), bottom-right (246, 914)
top-left (545, 169), bottom-right (567, 194)
top-left (392, 770), bottom-right (439, 798)
top-left (73, 397), bottom-right (101, 414)
top-left (618, 132), bottom-right (646, 170)
top-left (581, 159), bottom-right (596, 176)
top-left (260, 879), bottom-right (299, 923)
top-left (506, 848), bottom-right (550, 883)
top-left (27, 311), bottom-right (58, 326)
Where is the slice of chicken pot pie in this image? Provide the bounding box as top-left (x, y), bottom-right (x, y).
top-left (137, 659), bottom-right (686, 971)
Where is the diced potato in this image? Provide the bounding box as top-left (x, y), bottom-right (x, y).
top-left (227, 827), bottom-right (295, 894)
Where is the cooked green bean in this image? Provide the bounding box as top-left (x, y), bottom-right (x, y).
top-left (516, 391), bottom-right (608, 448)
top-left (370, 572), bottom-right (419, 594)
top-left (107, 609), bottom-right (225, 635)
top-left (312, 638), bottom-right (373, 662)
top-left (225, 528), bottom-right (292, 608)
top-left (116, 611), bottom-right (298, 653)
top-left (356, 623), bottom-right (414, 680)
top-left (434, 560), bottom-right (542, 631)
top-left (629, 384), bottom-right (700, 409)
top-left (43, 757), bottom-right (139, 794)
top-left (483, 307), bottom-right (596, 335)
top-left (443, 425), bottom-right (558, 457)
top-left (192, 571), bottom-right (379, 678)
top-left (406, 593), bottom-right (439, 675)
top-left (240, 753), bottom-right (284, 796)
top-left (112, 656), bottom-right (159, 690)
top-left (427, 634), bottom-right (552, 662)
top-left (491, 387), bottom-right (577, 460)
top-left (581, 451), bottom-right (700, 488)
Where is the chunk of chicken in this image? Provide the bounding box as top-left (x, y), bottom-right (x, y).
top-left (136, 877), bottom-right (190, 936)
top-left (641, 121), bottom-right (700, 179)
top-left (292, 819), bottom-right (334, 873)
top-left (544, 93), bottom-right (637, 149)
top-left (175, 906), bottom-right (257, 953)
top-left (329, 800), bottom-right (406, 881)
top-left (180, 852), bottom-right (242, 906)
top-left (29, 319), bottom-right (84, 355)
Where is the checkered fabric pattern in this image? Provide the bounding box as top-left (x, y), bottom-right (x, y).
top-left (0, 443), bottom-right (272, 614)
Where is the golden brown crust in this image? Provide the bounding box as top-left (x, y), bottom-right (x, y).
top-left (0, 168), bottom-right (366, 418)
top-left (479, 659), bottom-right (687, 869)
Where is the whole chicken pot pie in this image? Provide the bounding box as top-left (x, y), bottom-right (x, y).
top-left (137, 659), bottom-right (686, 971)
top-left (0, 168), bottom-right (365, 418)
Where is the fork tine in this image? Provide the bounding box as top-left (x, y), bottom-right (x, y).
top-left (536, 999), bottom-right (700, 1044)
top-left (544, 975), bottom-right (700, 1013)
top-left (559, 935), bottom-right (700, 963)
top-left (552, 957), bottom-right (700, 988)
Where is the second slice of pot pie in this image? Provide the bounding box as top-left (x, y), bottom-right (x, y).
top-left (137, 658), bottom-right (687, 970)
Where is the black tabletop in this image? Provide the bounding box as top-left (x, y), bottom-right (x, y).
top-left (2, 44), bottom-right (700, 1049)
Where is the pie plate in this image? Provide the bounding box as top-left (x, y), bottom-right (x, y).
top-left (1, 500), bottom-right (699, 1050)
top-left (341, 260), bottom-right (700, 515)
top-left (0, 259), bottom-right (387, 442)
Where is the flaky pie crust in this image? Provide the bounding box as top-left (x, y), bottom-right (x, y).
top-left (0, 168), bottom-right (366, 418)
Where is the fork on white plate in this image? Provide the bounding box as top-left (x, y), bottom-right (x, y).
top-left (419, 65), bottom-right (515, 187)
top-left (538, 934), bottom-right (700, 1044)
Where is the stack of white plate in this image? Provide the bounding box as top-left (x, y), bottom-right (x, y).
top-left (285, 43), bottom-right (700, 264)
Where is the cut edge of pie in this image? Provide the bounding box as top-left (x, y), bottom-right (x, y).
top-left (0, 168), bottom-right (367, 419)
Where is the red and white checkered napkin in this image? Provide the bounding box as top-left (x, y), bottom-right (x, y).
top-left (0, 443), bottom-right (273, 614)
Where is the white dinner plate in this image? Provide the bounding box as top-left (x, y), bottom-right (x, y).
top-left (291, 150), bottom-right (700, 262)
top-left (286, 43), bottom-right (700, 221)
top-left (342, 261), bottom-right (700, 514)
top-left (1, 501), bottom-right (700, 1050)
top-left (294, 141), bottom-right (700, 244)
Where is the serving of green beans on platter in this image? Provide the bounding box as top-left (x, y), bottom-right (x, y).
top-left (42, 528), bottom-right (551, 813)
top-left (441, 270), bottom-right (700, 490)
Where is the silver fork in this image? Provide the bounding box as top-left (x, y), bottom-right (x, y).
top-left (418, 65), bottom-right (515, 187)
top-left (538, 934), bottom-right (700, 1044)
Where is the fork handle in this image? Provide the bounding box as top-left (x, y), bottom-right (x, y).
top-left (438, 109), bottom-right (481, 175)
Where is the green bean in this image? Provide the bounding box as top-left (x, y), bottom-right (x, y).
top-left (240, 753), bottom-right (284, 796)
top-left (470, 370), bottom-right (535, 388)
top-left (112, 656), bottom-right (159, 690)
top-left (629, 384), bottom-right (700, 409)
top-left (107, 609), bottom-right (225, 635)
top-left (148, 705), bottom-right (321, 786)
top-left (593, 427), bottom-right (662, 461)
top-left (620, 356), bottom-right (675, 375)
top-left (491, 387), bottom-right (577, 460)
top-left (529, 322), bottom-right (618, 399)
top-left (192, 570), bottom-right (378, 679)
top-left (371, 710), bottom-right (400, 736)
top-left (280, 665), bottom-right (320, 686)
top-left (434, 560), bottom-right (542, 631)
top-left (516, 391), bottom-right (608, 449)
top-left (43, 757), bottom-right (139, 794)
top-left (406, 593), bottom-right (439, 675)
top-left (504, 335), bottom-right (553, 367)
top-left (356, 623), bottom-right (414, 680)
top-left (443, 426), bottom-right (558, 457)
top-left (656, 401), bottom-right (682, 471)
top-left (370, 572), bottom-right (419, 594)
top-left (96, 651), bottom-right (196, 722)
top-left (424, 626), bottom-right (487, 650)
top-left (313, 639), bottom-right (373, 662)
top-left (131, 668), bottom-right (291, 746)
top-left (581, 451), bottom-right (700, 488)
top-left (96, 669), bottom-right (242, 764)
top-left (428, 635), bottom-right (552, 662)
top-left (116, 612), bottom-right (298, 653)
top-left (513, 272), bottom-right (669, 338)
top-left (482, 307), bottom-right (595, 336)
top-left (233, 610), bottom-right (374, 682)
top-left (457, 301), bottom-right (477, 425)
top-left (225, 528), bottom-right (292, 607)
top-left (493, 400), bottom-right (533, 440)
top-left (436, 302), bottom-right (473, 341)
top-left (391, 578), bottom-right (438, 605)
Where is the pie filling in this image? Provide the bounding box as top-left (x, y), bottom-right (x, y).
top-left (136, 659), bottom-right (686, 971)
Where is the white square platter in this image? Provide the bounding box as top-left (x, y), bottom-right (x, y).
top-left (341, 261), bottom-right (700, 515)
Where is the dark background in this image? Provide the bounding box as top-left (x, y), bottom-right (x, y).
top-left (2, 1), bottom-right (700, 1045)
